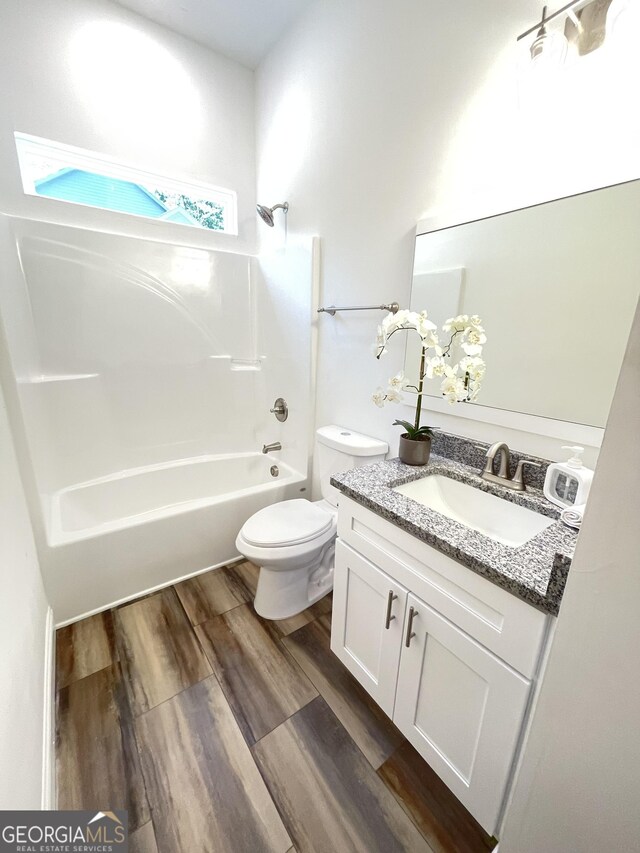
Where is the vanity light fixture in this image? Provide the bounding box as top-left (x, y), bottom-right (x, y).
top-left (518, 0), bottom-right (585, 42)
top-left (519, 0), bottom-right (628, 61)
top-left (521, 3), bottom-right (571, 65)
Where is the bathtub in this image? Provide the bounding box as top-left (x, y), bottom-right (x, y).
top-left (43, 453), bottom-right (307, 624)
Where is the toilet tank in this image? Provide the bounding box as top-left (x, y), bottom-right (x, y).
top-left (316, 425), bottom-right (388, 507)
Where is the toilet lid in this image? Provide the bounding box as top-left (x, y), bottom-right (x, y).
top-left (242, 499), bottom-right (333, 548)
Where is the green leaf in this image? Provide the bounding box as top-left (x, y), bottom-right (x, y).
top-left (392, 419), bottom-right (416, 433)
top-left (393, 419), bottom-right (437, 440)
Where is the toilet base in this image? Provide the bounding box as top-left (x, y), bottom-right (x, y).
top-left (254, 543), bottom-right (335, 620)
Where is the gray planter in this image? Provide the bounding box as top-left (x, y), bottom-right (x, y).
top-left (399, 434), bottom-right (432, 466)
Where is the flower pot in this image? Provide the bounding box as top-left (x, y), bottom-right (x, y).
top-left (398, 433), bottom-right (432, 466)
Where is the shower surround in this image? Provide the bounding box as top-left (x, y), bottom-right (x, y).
top-left (0, 216), bottom-right (317, 622)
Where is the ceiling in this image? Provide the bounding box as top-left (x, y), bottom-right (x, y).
top-left (114, 0), bottom-right (316, 69)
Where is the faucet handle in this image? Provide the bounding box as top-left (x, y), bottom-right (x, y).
top-left (270, 397), bottom-right (288, 422)
top-left (512, 458), bottom-right (542, 490)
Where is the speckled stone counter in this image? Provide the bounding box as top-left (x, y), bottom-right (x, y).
top-left (331, 451), bottom-right (578, 616)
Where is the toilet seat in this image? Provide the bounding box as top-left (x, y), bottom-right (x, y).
top-left (241, 498), bottom-right (333, 548)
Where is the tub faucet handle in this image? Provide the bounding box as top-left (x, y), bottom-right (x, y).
top-left (270, 398), bottom-right (288, 422)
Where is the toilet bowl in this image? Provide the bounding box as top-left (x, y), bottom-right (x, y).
top-left (236, 425), bottom-right (388, 620)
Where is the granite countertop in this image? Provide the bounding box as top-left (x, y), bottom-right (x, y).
top-left (331, 453), bottom-right (578, 616)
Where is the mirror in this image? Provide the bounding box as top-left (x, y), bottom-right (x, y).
top-left (406, 180), bottom-right (640, 427)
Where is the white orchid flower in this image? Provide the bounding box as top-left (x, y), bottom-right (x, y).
top-left (441, 374), bottom-right (468, 404)
top-left (440, 376), bottom-right (458, 402)
top-left (402, 311), bottom-right (422, 333)
top-left (425, 356), bottom-right (445, 378)
top-left (465, 329), bottom-right (486, 346)
top-left (443, 313), bottom-right (470, 333)
top-left (381, 313), bottom-right (396, 336)
top-left (388, 372), bottom-right (405, 390)
top-left (459, 356), bottom-right (486, 379)
top-left (460, 326), bottom-right (486, 356)
top-left (372, 388), bottom-right (386, 408)
top-left (382, 308), bottom-right (411, 335)
top-left (416, 311), bottom-right (437, 341)
top-left (385, 388), bottom-right (403, 403)
top-left (420, 329), bottom-right (441, 348)
top-left (373, 307), bottom-right (487, 416)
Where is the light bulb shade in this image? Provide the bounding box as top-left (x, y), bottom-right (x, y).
top-left (530, 28), bottom-right (568, 65)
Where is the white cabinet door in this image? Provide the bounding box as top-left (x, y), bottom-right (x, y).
top-left (331, 540), bottom-right (407, 716)
top-left (393, 594), bottom-right (531, 834)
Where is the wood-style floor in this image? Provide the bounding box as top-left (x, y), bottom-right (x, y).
top-left (56, 560), bottom-right (497, 853)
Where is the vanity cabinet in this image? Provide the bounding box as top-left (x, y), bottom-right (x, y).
top-left (331, 495), bottom-right (550, 835)
top-left (331, 544), bottom-right (407, 715)
top-left (393, 594), bottom-right (530, 832)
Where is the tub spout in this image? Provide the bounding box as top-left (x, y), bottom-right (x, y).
top-left (262, 442), bottom-right (282, 454)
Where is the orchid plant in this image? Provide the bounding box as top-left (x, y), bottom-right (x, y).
top-left (372, 309), bottom-right (487, 440)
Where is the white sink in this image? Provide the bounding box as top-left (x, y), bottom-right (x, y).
top-left (393, 474), bottom-right (553, 548)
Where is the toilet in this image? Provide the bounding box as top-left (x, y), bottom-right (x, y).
top-left (236, 425), bottom-right (388, 620)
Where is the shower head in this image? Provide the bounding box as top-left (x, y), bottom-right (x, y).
top-left (256, 201), bottom-right (289, 227)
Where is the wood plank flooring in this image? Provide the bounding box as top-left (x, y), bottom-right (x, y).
top-left (282, 614), bottom-right (404, 769)
top-left (253, 696), bottom-right (431, 853)
top-left (56, 664), bottom-right (149, 831)
top-left (114, 587), bottom-right (212, 716)
top-left (136, 677), bottom-right (292, 852)
top-left (378, 742), bottom-right (496, 853)
top-left (130, 822), bottom-right (159, 853)
top-left (56, 610), bottom-right (118, 689)
top-left (195, 604), bottom-right (318, 744)
top-left (56, 559), bottom-right (497, 853)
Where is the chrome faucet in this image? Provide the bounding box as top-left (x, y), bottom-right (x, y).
top-left (262, 441), bottom-right (282, 454)
top-left (481, 441), bottom-right (541, 491)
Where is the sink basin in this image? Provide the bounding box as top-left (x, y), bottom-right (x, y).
top-left (393, 475), bottom-right (553, 547)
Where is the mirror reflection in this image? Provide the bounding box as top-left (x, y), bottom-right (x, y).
top-left (406, 180), bottom-right (640, 427)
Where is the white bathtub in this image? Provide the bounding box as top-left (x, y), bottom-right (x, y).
top-left (44, 453), bottom-right (307, 623)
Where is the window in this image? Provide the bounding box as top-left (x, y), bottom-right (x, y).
top-left (14, 133), bottom-right (237, 234)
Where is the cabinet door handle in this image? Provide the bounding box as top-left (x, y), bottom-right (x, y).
top-left (405, 606), bottom-right (418, 647)
top-left (384, 591), bottom-right (398, 629)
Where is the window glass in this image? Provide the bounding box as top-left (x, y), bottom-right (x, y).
top-left (15, 133), bottom-right (237, 234)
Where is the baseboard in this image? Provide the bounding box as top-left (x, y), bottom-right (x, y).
top-left (41, 606), bottom-right (56, 809)
top-left (55, 554), bottom-right (243, 628)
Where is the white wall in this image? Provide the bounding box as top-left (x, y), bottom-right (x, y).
top-left (0, 380), bottom-right (51, 809)
top-left (255, 0), bottom-right (640, 473)
top-left (499, 295), bottom-right (640, 852)
top-left (0, 0), bottom-right (257, 253)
